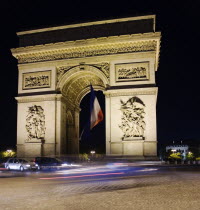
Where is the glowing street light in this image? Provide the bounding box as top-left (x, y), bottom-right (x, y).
top-left (90, 151), bottom-right (95, 154)
top-left (7, 150), bottom-right (12, 153)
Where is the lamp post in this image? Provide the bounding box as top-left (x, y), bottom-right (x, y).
top-left (90, 150), bottom-right (95, 160)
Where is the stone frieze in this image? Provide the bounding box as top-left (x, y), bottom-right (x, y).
top-left (15, 40), bottom-right (157, 64)
top-left (23, 71), bottom-right (51, 90)
top-left (115, 62), bottom-right (149, 82)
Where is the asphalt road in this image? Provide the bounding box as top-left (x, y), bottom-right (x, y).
top-left (1, 162), bottom-right (200, 210)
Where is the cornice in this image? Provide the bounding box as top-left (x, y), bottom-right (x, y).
top-left (11, 33), bottom-right (160, 62)
top-left (15, 94), bottom-right (64, 103)
top-left (13, 40), bottom-right (158, 64)
top-left (104, 87), bottom-right (158, 97)
top-left (12, 33), bottom-right (160, 53)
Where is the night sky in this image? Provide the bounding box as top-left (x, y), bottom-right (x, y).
top-left (0, 0), bottom-right (200, 151)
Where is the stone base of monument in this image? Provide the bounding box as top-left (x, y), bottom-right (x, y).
top-left (24, 143), bottom-right (43, 157)
top-left (17, 142), bottom-right (43, 157)
top-left (109, 140), bottom-right (157, 157)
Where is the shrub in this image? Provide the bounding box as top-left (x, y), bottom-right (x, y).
top-left (79, 153), bottom-right (89, 161)
top-left (169, 152), bottom-right (182, 160)
top-left (0, 150), bottom-right (16, 158)
top-left (186, 152), bottom-right (194, 160)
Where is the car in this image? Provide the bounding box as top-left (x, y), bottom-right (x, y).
top-left (4, 158), bottom-right (38, 171)
top-left (33, 157), bottom-right (68, 170)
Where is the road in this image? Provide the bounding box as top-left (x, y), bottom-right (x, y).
top-left (1, 162), bottom-right (200, 210)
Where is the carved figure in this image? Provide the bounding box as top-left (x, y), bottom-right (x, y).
top-left (119, 97), bottom-right (145, 140)
top-left (25, 75), bottom-right (49, 87)
top-left (26, 105), bottom-right (46, 141)
top-left (118, 67), bottom-right (146, 79)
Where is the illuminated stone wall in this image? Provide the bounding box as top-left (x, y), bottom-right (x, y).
top-left (12, 15), bottom-right (161, 157)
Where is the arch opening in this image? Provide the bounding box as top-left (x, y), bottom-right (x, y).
top-left (79, 90), bottom-right (105, 154)
top-left (58, 65), bottom-right (108, 155)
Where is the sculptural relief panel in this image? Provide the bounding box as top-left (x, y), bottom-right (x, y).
top-left (119, 96), bottom-right (146, 140)
top-left (25, 105), bottom-right (46, 142)
top-left (23, 71), bottom-right (51, 90)
top-left (115, 62), bottom-right (149, 82)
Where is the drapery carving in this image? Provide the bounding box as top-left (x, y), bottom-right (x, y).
top-left (119, 97), bottom-right (145, 140)
top-left (26, 105), bottom-right (46, 141)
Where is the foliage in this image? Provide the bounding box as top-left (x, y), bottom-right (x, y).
top-left (196, 157), bottom-right (200, 161)
top-left (79, 153), bottom-right (89, 161)
top-left (0, 150), bottom-right (16, 158)
top-left (169, 152), bottom-right (182, 160)
top-left (186, 152), bottom-right (195, 160)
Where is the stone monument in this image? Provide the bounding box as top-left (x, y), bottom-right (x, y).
top-left (11, 15), bottom-right (161, 157)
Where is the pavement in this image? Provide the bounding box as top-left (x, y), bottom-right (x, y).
top-left (0, 162), bottom-right (200, 209)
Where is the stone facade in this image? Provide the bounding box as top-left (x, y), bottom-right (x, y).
top-left (12, 15), bottom-right (161, 157)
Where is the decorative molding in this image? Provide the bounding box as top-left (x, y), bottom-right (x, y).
top-left (14, 40), bottom-right (157, 64)
top-left (22, 70), bottom-right (51, 90)
top-left (91, 63), bottom-right (109, 79)
top-left (25, 105), bottom-right (46, 142)
top-left (15, 94), bottom-right (64, 103)
top-left (104, 89), bottom-right (158, 98)
top-left (115, 62), bottom-right (149, 82)
top-left (57, 62), bottom-right (109, 82)
top-left (57, 66), bottom-right (73, 82)
top-left (119, 97), bottom-right (146, 140)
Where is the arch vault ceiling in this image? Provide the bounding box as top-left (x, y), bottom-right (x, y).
top-left (62, 71), bottom-right (105, 106)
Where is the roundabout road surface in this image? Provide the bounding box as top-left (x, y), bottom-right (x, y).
top-left (0, 163), bottom-right (200, 210)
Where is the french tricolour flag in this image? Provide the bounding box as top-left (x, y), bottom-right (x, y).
top-left (90, 85), bottom-right (103, 130)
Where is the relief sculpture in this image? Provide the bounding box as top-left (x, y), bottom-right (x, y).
top-left (23, 71), bottom-right (51, 90)
top-left (24, 75), bottom-right (49, 87)
top-left (119, 97), bottom-right (145, 140)
top-left (26, 105), bottom-right (46, 141)
top-left (117, 67), bottom-right (146, 79)
top-left (116, 62), bottom-right (149, 82)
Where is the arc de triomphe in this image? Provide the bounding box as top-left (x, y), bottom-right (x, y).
top-left (11, 15), bottom-right (161, 158)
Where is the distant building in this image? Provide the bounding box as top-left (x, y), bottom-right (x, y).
top-left (166, 145), bottom-right (189, 160)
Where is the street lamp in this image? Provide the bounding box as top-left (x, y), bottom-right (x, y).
top-left (90, 150), bottom-right (95, 155)
top-left (90, 150), bottom-right (95, 160)
top-left (7, 150), bottom-right (12, 153)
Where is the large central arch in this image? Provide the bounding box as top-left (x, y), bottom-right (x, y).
top-left (57, 64), bottom-right (108, 154)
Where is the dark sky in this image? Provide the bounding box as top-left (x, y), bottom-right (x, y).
top-left (0, 0), bottom-right (200, 150)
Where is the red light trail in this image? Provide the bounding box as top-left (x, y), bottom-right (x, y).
top-left (39, 172), bottom-right (125, 180)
